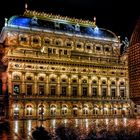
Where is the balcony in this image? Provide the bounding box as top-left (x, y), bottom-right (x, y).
top-left (9, 94), bottom-right (130, 102)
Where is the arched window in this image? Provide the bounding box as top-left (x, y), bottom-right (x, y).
top-left (83, 105), bottom-right (88, 115)
top-left (50, 105), bottom-right (56, 116)
top-left (73, 105), bottom-right (78, 116)
top-left (38, 104), bottom-right (44, 115)
top-left (111, 81), bottom-right (115, 85)
top-left (14, 75), bottom-right (20, 80)
top-left (14, 104), bottom-right (19, 118)
top-left (61, 105), bottom-right (68, 116)
top-left (102, 80), bottom-right (107, 97)
top-left (27, 76), bottom-right (32, 81)
top-left (26, 105), bottom-right (32, 116)
top-left (39, 77), bottom-right (44, 81)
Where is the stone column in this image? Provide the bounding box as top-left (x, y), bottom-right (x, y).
top-left (57, 75), bottom-right (60, 96)
top-left (107, 77), bottom-right (110, 96)
top-left (98, 77), bottom-right (101, 96)
top-left (116, 78), bottom-right (119, 97)
top-left (8, 71), bottom-right (12, 94)
top-left (78, 75), bottom-right (81, 97)
top-left (46, 74), bottom-right (49, 95)
top-left (125, 78), bottom-right (129, 98)
top-left (68, 75), bottom-right (71, 96)
top-left (21, 72), bottom-right (25, 94)
top-left (88, 76), bottom-right (92, 97)
top-left (34, 73), bottom-right (37, 95)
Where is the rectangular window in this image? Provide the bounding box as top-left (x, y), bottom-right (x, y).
top-left (48, 48), bottom-right (52, 54)
top-left (64, 50), bottom-right (67, 55)
top-left (33, 38), bottom-right (39, 44)
top-left (102, 88), bottom-right (107, 97)
top-left (27, 85), bottom-right (32, 95)
top-left (20, 37), bottom-right (27, 42)
top-left (72, 87), bottom-right (77, 96)
top-left (61, 87), bottom-right (67, 96)
top-left (51, 86), bottom-right (56, 96)
top-left (77, 44), bottom-right (81, 48)
top-left (111, 88), bottom-right (116, 97)
top-left (120, 89), bottom-right (125, 97)
top-left (39, 85), bottom-right (45, 95)
top-left (13, 85), bottom-right (20, 95)
top-left (92, 87), bottom-right (97, 96)
top-left (82, 87), bottom-right (88, 97)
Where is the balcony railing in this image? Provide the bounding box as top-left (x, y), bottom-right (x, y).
top-left (10, 94), bottom-right (129, 101)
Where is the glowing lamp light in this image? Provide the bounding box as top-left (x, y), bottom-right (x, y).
top-left (104, 107), bottom-right (108, 110)
top-left (14, 105), bottom-right (19, 111)
top-left (94, 26), bottom-right (99, 33)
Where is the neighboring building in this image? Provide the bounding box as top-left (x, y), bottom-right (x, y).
top-left (128, 18), bottom-right (140, 115)
top-left (0, 46), bottom-right (7, 121)
top-left (0, 10), bottom-right (132, 120)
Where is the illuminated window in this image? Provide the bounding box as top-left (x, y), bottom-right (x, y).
top-left (14, 105), bottom-right (19, 118)
top-left (38, 104), bottom-right (44, 115)
top-left (83, 108), bottom-right (88, 115)
top-left (61, 87), bottom-right (67, 96)
top-left (92, 87), bottom-right (97, 97)
top-left (39, 85), bottom-right (45, 95)
top-left (50, 105), bottom-right (56, 116)
top-left (62, 105), bottom-right (67, 115)
top-left (26, 105), bottom-right (32, 116)
top-left (13, 85), bottom-right (20, 95)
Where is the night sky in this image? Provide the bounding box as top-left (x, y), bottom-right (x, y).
top-left (0, 0), bottom-right (139, 40)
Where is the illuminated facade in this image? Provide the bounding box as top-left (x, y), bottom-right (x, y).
top-left (129, 18), bottom-right (140, 105)
top-left (0, 10), bottom-right (132, 120)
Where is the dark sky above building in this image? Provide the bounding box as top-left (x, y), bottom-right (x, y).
top-left (0, 0), bottom-right (139, 40)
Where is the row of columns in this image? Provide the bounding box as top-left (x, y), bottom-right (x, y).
top-left (8, 72), bottom-right (129, 97)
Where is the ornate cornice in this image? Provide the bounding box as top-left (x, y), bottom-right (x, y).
top-left (24, 10), bottom-right (96, 27)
